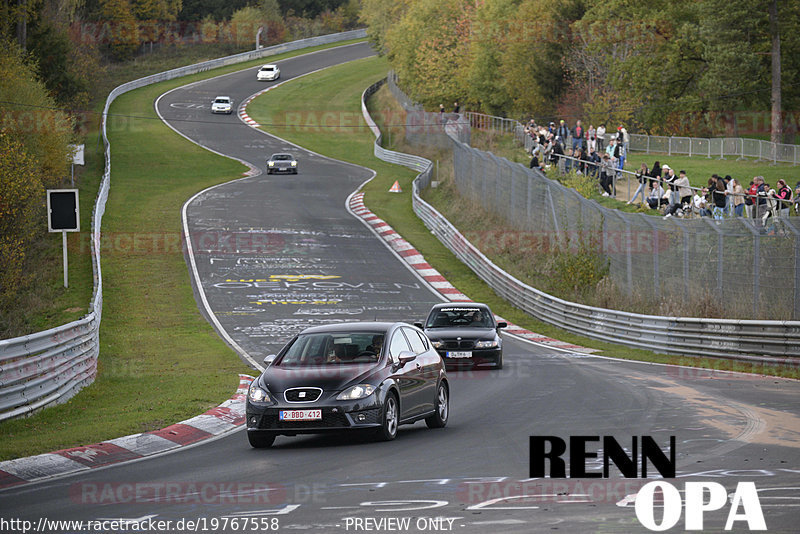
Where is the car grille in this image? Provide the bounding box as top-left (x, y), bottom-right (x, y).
top-left (258, 411), bottom-right (349, 429)
top-left (444, 340), bottom-right (475, 350)
top-left (284, 388), bottom-right (322, 402)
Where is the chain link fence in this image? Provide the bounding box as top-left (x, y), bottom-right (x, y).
top-left (387, 73), bottom-right (800, 323)
top-left (369, 77), bottom-right (800, 360)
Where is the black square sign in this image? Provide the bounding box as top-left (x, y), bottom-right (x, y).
top-left (47, 189), bottom-right (80, 232)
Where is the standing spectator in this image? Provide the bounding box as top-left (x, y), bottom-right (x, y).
top-left (578, 147), bottom-right (590, 174)
top-left (745, 180), bottom-right (758, 218)
top-left (599, 154), bottom-right (614, 196)
top-left (724, 175), bottom-right (734, 215)
top-left (453, 101), bottom-right (460, 114)
top-left (661, 165), bottom-right (676, 204)
top-left (587, 124), bottom-right (596, 152)
top-left (618, 125), bottom-right (630, 154)
top-left (596, 124), bottom-right (606, 151)
top-left (557, 120), bottom-right (569, 143)
top-left (646, 180), bottom-right (666, 209)
top-left (650, 160), bottom-right (662, 182)
top-left (605, 137), bottom-right (616, 160)
top-left (773, 179), bottom-right (792, 217)
top-left (731, 179), bottom-right (745, 217)
top-left (676, 170), bottom-right (692, 206)
top-left (587, 148), bottom-right (601, 177)
top-left (711, 178), bottom-right (727, 220)
top-left (754, 176), bottom-right (768, 221)
top-left (571, 120), bottom-right (584, 150)
top-left (564, 147), bottom-right (573, 173)
top-left (550, 136), bottom-right (564, 165)
top-left (614, 137), bottom-right (626, 178)
top-left (628, 162), bottom-right (649, 205)
top-left (439, 103), bottom-right (445, 123)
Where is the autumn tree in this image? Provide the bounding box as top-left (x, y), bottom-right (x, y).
top-left (384, 0), bottom-right (471, 107)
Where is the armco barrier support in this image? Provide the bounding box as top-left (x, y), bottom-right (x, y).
top-left (363, 77), bottom-right (800, 364)
top-left (0, 30), bottom-right (367, 422)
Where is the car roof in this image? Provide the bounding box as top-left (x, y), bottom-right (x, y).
top-left (214, 96), bottom-right (231, 100)
top-left (299, 322), bottom-right (408, 335)
top-left (260, 64), bottom-right (277, 69)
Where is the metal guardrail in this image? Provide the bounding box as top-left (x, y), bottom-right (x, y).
top-left (365, 77), bottom-right (800, 364)
top-left (0, 30), bottom-right (368, 422)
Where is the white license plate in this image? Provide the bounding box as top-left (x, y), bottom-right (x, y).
top-left (279, 409), bottom-right (322, 421)
top-left (446, 351), bottom-right (472, 359)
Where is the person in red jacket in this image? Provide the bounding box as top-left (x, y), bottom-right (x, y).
top-left (745, 180), bottom-right (759, 219)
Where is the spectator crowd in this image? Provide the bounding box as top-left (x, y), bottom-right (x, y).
top-left (522, 118), bottom-right (800, 224)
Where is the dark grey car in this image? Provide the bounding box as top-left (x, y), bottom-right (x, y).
top-left (422, 303), bottom-right (506, 370)
top-left (246, 322), bottom-right (449, 448)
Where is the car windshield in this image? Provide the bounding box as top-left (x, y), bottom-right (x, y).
top-left (277, 332), bottom-right (384, 366)
top-left (272, 154), bottom-right (293, 161)
top-left (261, 66), bottom-right (275, 71)
top-left (426, 308), bottom-right (492, 328)
top-left (214, 98), bottom-right (230, 103)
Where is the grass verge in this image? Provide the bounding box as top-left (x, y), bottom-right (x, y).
top-left (245, 57), bottom-right (798, 380)
top-left (0, 38), bottom-right (367, 340)
top-left (0, 39), bottom-right (368, 461)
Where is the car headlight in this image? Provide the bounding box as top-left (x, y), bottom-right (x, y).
top-left (268, 161), bottom-right (274, 167)
top-left (291, 161), bottom-right (297, 167)
top-left (336, 384), bottom-right (375, 401)
top-left (248, 384), bottom-right (272, 403)
top-left (475, 339), bottom-right (499, 349)
top-left (430, 340), bottom-right (444, 349)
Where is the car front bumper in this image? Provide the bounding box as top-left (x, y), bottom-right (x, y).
top-left (436, 348), bottom-right (502, 368)
top-left (267, 164), bottom-right (297, 173)
top-left (246, 397), bottom-right (382, 436)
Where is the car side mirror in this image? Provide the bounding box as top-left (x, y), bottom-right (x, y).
top-left (497, 322), bottom-right (507, 329)
top-left (398, 351), bottom-right (417, 365)
top-left (413, 322), bottom-right (423, 329)
top-left (263, 354), bottom-right (277, 367)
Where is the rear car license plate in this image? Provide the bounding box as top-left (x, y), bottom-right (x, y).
top-left (280, 409), bottom-right (322, 421)
top-left (446, 351), bottom-right (472, 358)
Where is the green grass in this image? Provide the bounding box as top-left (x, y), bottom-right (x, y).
top-left (245, 57), bottom-right (799, 380)
top-left (0, 39), bottom-right (368, 461)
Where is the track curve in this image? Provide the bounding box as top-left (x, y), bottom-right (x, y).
top-left (1, 43), bottom-right (799, 533)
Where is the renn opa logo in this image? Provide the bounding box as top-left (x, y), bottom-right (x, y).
top-left (530, 436), bottom-right (766, 531)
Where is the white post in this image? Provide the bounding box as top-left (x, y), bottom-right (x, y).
top-left (62, 230), bottom-right (68, 288)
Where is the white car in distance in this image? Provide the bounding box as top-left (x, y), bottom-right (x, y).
top-left (257, 64), bottom-right (280, 81)
top-left (211, 96), bottom-right (233, 114)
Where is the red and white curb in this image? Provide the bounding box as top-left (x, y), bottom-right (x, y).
top-left (0, 374), bottom-right (255, 490)
top-left (349, 193), bottom-right (598, 355)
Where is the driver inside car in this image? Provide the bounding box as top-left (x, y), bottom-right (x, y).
top-left (470, 310), bottom-right (486, 326)
top-left (366, 335), bottom-right (384, 355)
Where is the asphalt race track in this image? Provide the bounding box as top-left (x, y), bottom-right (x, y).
top-left (1, 42), bottom-right (799, 533)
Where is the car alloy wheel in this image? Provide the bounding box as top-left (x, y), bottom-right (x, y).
top-left (377, 394), bottom-right (398, 441)
top-left (426, 382), bottom-right (449, 429)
